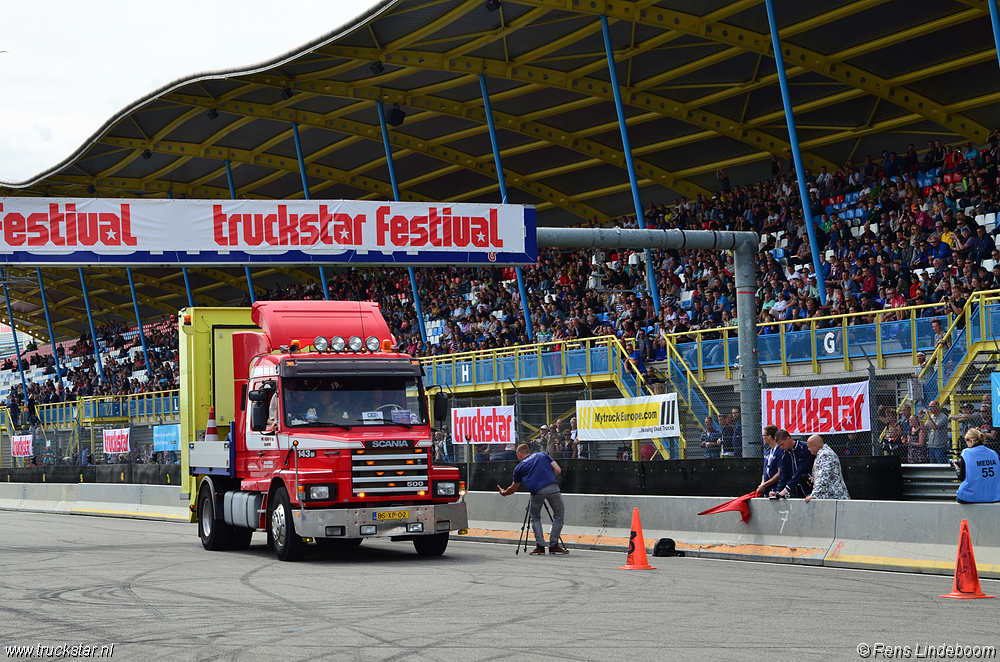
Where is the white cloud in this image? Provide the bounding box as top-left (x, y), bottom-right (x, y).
top-left (0, 0), bottom-right (376, 183)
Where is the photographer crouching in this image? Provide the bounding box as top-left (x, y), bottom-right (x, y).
top-left (951, 428), bottom-right (1000, 504)
top-left (497, 443), bottom-right (569, 555)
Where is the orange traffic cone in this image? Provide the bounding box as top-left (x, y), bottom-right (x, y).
top-left (940, 519), bottom-right (994, 600)
top-left (619, 508), bottom-right (656, 570)
top-left (205, 407), bottom-right (219, 442)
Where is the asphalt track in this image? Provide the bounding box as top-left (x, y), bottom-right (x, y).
top-left (1, 511), bottom-right (997, 662)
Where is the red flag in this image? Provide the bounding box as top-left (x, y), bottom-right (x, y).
top-left (697, 491), bottom-right (756, 523)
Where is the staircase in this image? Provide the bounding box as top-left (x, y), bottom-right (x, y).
top-left (904, 297), bottom-right (1000, 414)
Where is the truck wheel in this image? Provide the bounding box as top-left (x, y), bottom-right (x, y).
top-left (269, 486), bottom-right (305, 561)
top-left (413, 533), bottom-right (449, 557)
top-left (229, 527), bottom-right (254, 550)
top-left (315, 538), bottom-right (363, 551)
top-left (198, 484), bottom-right (232, 551)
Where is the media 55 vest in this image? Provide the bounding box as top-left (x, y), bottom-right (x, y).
top-left (957, 445), bottom-right (1000, 504)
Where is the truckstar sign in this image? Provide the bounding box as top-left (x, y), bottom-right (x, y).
top-left (761, 382), bottom-right (871, 435)
top-left (0, 198), bottom-right (536, 266)
top-left (450, 406), bottom-right (515, 445)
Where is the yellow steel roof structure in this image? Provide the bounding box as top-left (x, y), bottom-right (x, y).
top-left (1, 0), bottom-right (998, 341)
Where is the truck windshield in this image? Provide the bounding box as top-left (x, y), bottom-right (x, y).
top-left (282, 376), bottom-right (427, 428)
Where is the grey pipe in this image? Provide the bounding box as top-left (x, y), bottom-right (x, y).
top-left (537, 226), bottom-right (761, 458)
top-left (536, 227), bottom-right (758, 252)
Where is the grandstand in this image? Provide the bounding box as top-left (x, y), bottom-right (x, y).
top-left (0, 0), bottom-right (998, 462)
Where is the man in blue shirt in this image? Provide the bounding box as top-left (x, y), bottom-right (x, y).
top-left (772, 429), bottom-right (814, 498)
top-left (756, 425), bottom-right (782, 496)
top-left (498, 444), bottom-right (568, 555)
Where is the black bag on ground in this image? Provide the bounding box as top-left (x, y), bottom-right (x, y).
top-left (652, 538), bottom-right (685, 557)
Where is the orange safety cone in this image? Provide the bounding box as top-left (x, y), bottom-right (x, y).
top-left (940, 519), bottom-right (994, 600)
top-left (205, 407), bottom-right (219, 442)
top-left (619, 508), bottom-right (656, 570)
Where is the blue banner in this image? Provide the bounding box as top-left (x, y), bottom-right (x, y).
top-left (153, 424), bottom-right (180, 452)
top-left (993, 374), bottom-right (1000, 428)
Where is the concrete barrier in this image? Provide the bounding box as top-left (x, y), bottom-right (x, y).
top-left (0, 482), bottom-right (189, 522)
top-left (826, 500), bottom-right (1000, 576)
top-left (460, 491), bottom-right (1000, 577)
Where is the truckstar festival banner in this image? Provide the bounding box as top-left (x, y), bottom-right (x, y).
top-left (762, 382), bottom-right (871, 435)
top-left (451, 406), bottom-right (515, 445)
top-left (576, 393), bottom-right (680, 441)
top-left (103, 428), bottom-right (131, 456)
top-left (11, 434), bottom-right (33, 457)
top-left (0, 198), bottom-right (536, 266)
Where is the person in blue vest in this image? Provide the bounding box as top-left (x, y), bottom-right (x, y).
top-left (497, 443), bottom-right (568, 555)
top-left (756, 425), bottom-right (783, 496)
top-left (771, 429), bottom-right (814, 499)
top-left (952, 428), bottom-right (1000, 504)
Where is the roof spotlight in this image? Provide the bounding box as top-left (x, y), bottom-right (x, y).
top-left (86, 185), bottom-right (96, 195)
top-left (485, 0), bottom-right (501, 11)
top-left (141, 149), bottom-right (152, 160)
top-left (281, 88), bottom-right (294, 100)
top-left (207, 108), bottom-right (219, 120)
top-left (369, 61), bottom-right (385, 76)
top-left (385, 104), bottom-right (405, 127)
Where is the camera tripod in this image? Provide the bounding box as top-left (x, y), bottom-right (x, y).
top-left (515, 497), bottom-right (565, 555)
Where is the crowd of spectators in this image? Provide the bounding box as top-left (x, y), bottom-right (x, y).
top-left (879, 394), bottom-right (999, 463)
top-left (4, 132), bottom-right (1000, 462)
top-left (232, 133), bottom-right (1000, 372)
top-left (2, 318), bottom-right (179, 426)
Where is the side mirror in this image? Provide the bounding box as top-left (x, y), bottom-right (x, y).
top-left (433, 392), bottom-right (449, 422)
top-left (248, 389), bottom-right (265, 402)
top-left (250, 401), bottom-right (269, 432)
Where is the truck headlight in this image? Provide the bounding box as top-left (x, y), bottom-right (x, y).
top-left (313, 336), bottom-right (329, 352)
top-left (331, 336), bottom-right (346, 351)
top-left (365, 336), bottom-right (381, 352)
top-left (309, 486), bottom-right (330, 500)
top-left (360, 525), bottom-right (377, 535)
top-left (348, 335), bottom-right (364, 351)
top-left (406, 523), bottom-right (424, 533)
top-left (436, 482), bottom-right (457, 496)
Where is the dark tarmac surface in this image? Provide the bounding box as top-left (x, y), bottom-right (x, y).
top-left (1, 510), bottom-right (997, 661)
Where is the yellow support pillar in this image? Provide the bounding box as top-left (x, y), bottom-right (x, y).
top-left (811, 320), bottom-right (819, 373)
top-left (843, 315), bottom-right (851, 371)
top-left (723, 328), bottom-right (731, 380)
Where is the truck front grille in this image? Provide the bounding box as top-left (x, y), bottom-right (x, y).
top-left (351, 448), bottom-right (429, 496)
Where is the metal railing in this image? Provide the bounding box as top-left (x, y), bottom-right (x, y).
top-left (32, 389), bottom-right (181, 429)
top-left (421, 335), bottom-right (624, 390)
top-left (665, 300), bottom-right (962, 379)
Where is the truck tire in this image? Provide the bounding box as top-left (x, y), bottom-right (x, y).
top-left (198, 484), bottom-right (232, 551)
top-left (413, 533), bottom-right (449, 556)
top-left (229, 527), bottom-right (254, 550)
top-left (269, 486), bottom-right (305, 561)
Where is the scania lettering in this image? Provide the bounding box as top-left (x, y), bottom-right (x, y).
top-left (184, 301), bottom-right (467, 561)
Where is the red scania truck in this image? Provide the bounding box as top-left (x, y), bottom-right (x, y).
top-left (183, 300), bottom-right (467, 561)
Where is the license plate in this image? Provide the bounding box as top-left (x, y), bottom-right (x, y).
top-left (374, 510), bottom-right (410, 521)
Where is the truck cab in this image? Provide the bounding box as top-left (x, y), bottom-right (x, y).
top-left (185, 301), bottom-right (467, 561)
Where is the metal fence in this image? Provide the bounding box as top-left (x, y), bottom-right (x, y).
top-left (437, 385), bottom-right (687, 463)
top-left (0, 406), bottom-right (180, 469)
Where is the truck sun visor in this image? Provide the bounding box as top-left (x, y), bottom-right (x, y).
top-left (278, 358), bottom-right (423, 378)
